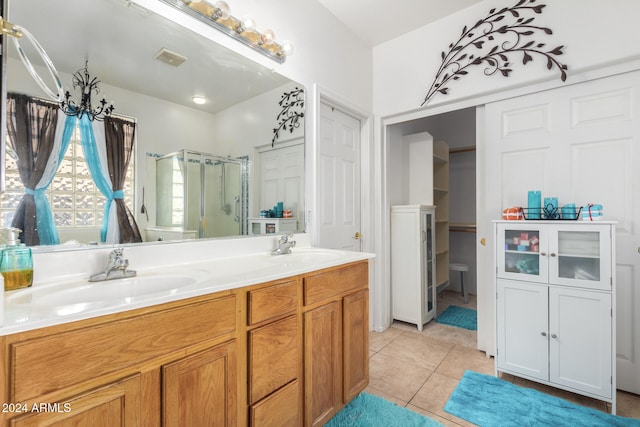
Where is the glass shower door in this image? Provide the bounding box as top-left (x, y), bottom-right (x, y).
top-left (204, 159), bottom-right (241, 238)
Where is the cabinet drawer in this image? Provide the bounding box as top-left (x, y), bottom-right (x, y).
top-left (10, 294), bottom-right (236, 402)
top-left (248, 315), bottom-right (298, 404)
top-left (250, 379), bottom-right (300, 427)
top-left (248, 279), bottom-right (298, 325)
top-left (304, 262), bottom-right (368, 306)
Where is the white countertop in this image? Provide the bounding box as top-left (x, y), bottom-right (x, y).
top-left (1, 236), bottom-right (374, 336)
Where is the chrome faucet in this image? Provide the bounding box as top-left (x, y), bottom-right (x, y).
top-left (271, 233), bottom-right (296, 255)
top-left (89, 247), bottom-right (137, 282)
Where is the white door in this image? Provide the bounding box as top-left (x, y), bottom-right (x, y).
top-left (257, 142), bottom-right (304, 227)
top-left (496, 279), bottom-right (549, 381)
top-left (318, 102), bottom-right (361, 250)
top-left (549, 286), bottom-right (612, 399)
top-left (482, 70), bottom-right (640, 393)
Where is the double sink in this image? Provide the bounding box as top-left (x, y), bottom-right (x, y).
top-left (4, 248), bottom-right (348, 319)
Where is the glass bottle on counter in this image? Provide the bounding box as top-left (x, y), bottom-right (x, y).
top-left (1, 228), bottom-right (33, 291)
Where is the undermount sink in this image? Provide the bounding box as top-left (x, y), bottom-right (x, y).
top-left (8, 274), bottom-right (198, 308)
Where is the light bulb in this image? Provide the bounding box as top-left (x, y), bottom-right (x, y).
top-left (261, 29), bottom-right (276, 44)
top-left (280, 40), bottom-right (295, 56)
top-left (240, 16), bottom-right (256, 32)
top-left (214, 1), bottom-right (230, 19)
top-left (192, 95), bottom-right (207, 105)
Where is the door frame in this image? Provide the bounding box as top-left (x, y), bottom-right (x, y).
top-left (311, 84), bottom-right (375, 327)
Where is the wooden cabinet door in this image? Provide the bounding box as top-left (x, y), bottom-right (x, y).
top-left (163, 341), bottom-right (237, 427)
top-left (10, 375), bottom-right (141, 427)
top-left (496, 279), bottom-right (549, 381)
top-left (304, 301), bottom-right (341, 427)
top-left (549, 286), bottom-right (612, 398)
top-left (343, 289), bottom-right (369, 402)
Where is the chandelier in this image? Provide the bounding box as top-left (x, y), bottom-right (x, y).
top-left (59, 60), bottom-right (115, 121)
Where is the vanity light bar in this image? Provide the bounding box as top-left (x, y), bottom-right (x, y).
top-left (158, 0), bottom-right (289, 64)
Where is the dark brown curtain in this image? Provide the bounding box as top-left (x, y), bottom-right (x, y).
top-left (6, 93), bottom-right (58, 246)
top-left (104, 116), bottom-right (142, 243)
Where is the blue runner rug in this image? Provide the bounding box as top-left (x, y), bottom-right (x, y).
top-left (326, 392), bottom-right (443, 426)
top-left (445, 371), bottom-right (640, 427)
top-left (436, 305), bottom-right (477, 330)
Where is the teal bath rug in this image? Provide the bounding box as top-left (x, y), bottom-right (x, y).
top-left (435, 305), bottom-right (477, 330)
top-left (445, 371), bottom-right (640, 427)
top-left (326, 392), bottom-right (442, 426)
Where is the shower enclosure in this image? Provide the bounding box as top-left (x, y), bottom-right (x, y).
top-left (156, 150), bottom-right (248, 238)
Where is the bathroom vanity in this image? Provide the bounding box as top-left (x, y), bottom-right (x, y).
top-left (0, 238), bottom-right (372, 426)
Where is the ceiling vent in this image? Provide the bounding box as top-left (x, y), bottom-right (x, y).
top-left (154, 48), bottom-right (187, 67)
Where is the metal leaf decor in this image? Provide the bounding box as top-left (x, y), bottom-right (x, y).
top-left (421, 0), bottom-right (567, 106)
top-left (272, 87), bottom-right (305, 147)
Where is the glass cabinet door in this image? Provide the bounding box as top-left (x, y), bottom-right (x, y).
top-left (548, 225), bottom-right (611, 290)
top-left (423, 211), bottom-right (435, 318)
top-left (497, 224), bottom-right (548, 283)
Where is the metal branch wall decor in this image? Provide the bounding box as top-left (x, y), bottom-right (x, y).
top-left (272, 87), bottom-right (305, 147)
top-left (421, 0), bottom-right (567, 106)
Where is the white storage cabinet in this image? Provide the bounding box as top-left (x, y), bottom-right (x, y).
top-left (494, 221), bottom-right (616, 412)
top-left (391, 205), bottom-right (436, 331)
top-left (248, 218), bottom-right (297, 235)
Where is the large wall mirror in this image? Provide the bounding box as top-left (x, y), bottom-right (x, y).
top-left (2, 0), bottom-right (305, 249)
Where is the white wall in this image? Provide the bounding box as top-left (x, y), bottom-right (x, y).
top-left (214, 82), bottom-right (304, 158)
top-left (373, 0), bottom-right (640, 117)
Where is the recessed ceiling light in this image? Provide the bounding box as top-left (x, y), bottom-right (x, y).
top-left (192, 95), bottom-right (207, 105)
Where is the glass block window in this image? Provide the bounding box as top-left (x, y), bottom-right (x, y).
top-left (1, 122), bottom-right (135, 230)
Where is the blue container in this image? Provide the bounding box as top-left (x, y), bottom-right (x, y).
top-left (527, 191), bottom-right (542, 219)
top-left (561, 203), bottom-right (577, 219)
top-left (543, 197), bottom-right (559, 219)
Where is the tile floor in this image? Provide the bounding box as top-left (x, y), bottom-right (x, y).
top-left (366, 291), bottom-right (640, 426)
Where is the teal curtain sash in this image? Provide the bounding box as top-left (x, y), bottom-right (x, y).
top-left (79, 116), bottom-right (116, 242)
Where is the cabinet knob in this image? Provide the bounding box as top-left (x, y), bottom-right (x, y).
top-left (541, 332), bottom-right (547, 337)
top-left (551, 333), bottom-right (558, 339)
top-left (353, 232), bottom-right (361, 240)
top-left (480, 237), bottom-right (486, 246)
top-left (550, 253), bottom-right (557, 258)
top-left (540, 252), bottom-right (547, 256)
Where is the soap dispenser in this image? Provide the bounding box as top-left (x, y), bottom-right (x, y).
top-left (1, 228), bottom-right (33, 291)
